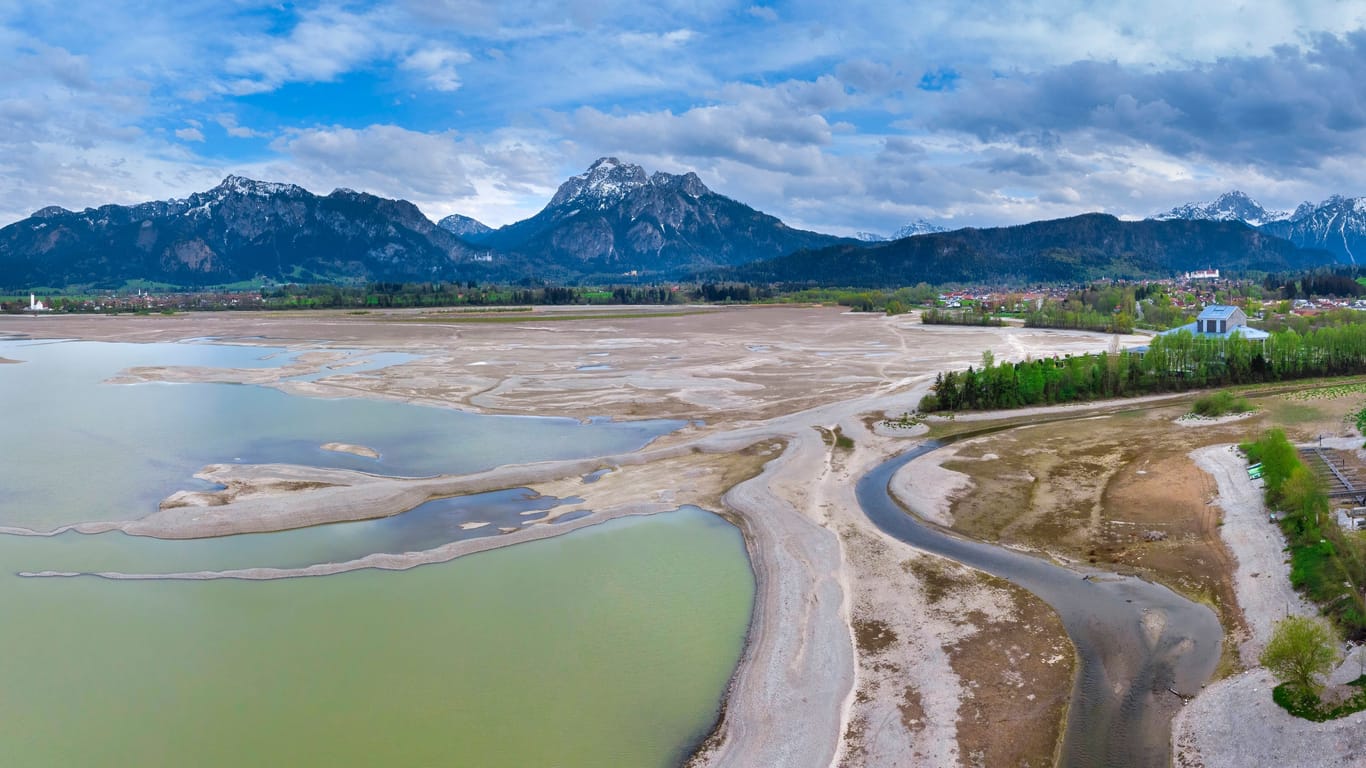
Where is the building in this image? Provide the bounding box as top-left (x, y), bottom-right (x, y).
top-left (23, 293), bottom-right (50, 313)
top-left (1184, 268), bottom-right (1220, 280)
top-left (1130, 304), bottom-right (1269, 356)
top-left (1158, 304), bottom-right (1269, 342)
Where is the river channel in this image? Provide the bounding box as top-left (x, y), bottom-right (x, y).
top-left (858, 441), bottom-right (1223, 768)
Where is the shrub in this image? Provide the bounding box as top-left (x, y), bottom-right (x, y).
top-left (1190, 390), bottom-right (1254, 418)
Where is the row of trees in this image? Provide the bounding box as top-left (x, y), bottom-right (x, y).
top-left (921, 307), bottom-right (1002, 326)
top-left (1243, 429), bottom-right (1366, 640)
top-left (1023, 301), bottom-right (1134, 333)
top-left (922, 323), bottom-right (1366, 412)
top-left (259, 281), bottom-right (782, 309)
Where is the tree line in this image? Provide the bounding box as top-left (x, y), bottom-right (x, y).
top-left (1243, 429), bottom-right (1366, 639)
top-left (920, 322), bottom-right (1366, 412)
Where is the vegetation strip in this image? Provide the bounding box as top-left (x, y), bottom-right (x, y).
top-left (922, 320), bottom-right (1366, 413)
top-left (1242, 429), bottom-right (1366, 638)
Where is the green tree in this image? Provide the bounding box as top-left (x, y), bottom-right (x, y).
top-left (1261, 615), bottom-right (1340, 695)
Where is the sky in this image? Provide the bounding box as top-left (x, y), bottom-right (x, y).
top-left (5, 1), bottom-right (1366, 236)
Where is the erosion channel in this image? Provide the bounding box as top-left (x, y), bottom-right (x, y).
top-left (858, 440), bottom-right (1223, 768)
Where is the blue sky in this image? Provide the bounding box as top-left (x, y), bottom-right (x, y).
top-left (5, 1), bottom-right (1366, 235)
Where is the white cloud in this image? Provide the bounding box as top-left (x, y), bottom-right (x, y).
top-left (213, 113), bottom-right (266, 139)
top-left (223, 7), bottom-right (402, 92)
top-left (174, 126), bottom-right (205, 142)
top-left (401, 46), bottom-right (472, 92)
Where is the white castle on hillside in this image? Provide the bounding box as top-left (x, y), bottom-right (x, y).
top-left (25, 293), bottom-right (50, 312)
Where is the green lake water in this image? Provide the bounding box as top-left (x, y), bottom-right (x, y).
top-left (0, 337), bottom-right (755, 767)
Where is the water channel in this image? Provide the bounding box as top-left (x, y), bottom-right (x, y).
top-left (858, 442), bottom-right (1223, 768)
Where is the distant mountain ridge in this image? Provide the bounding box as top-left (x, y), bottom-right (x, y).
top-left (1, 167), bottom-right (1353, 290)
top-left (1153, 190), bottom-right (1366, 264)
top-left (735, 214), bottom-right (1333, 286)
top-left (478, 157), bottom-right (850, 278)
top-left (1152, 191), bottom-right (1290, 227)
top-left (855, 219), bottom-right (949, 242)
top-left (0, 175), bottom-right (491, 288)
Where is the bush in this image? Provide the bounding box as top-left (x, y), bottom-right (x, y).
top-left (1190, 390), bottom-right (1254, 417)
top-left (1261, 615), bottom-right (1339, 696)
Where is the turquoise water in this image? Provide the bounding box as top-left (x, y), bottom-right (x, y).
top-left (0, 338), bottom-right (754, 767)
top-left (0, 338), bottom-right (681, 530)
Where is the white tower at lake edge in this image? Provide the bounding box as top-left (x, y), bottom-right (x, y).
top-left (25, 293), bottom-right (49, 312)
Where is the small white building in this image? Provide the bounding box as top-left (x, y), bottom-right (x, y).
top-left (24, 293), bottom-right (50, 313)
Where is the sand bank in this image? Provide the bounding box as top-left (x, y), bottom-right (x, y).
top-left (321, 442), bottom-right (380, 459)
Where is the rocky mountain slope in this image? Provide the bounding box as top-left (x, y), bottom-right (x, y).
top-left (479, 157), bottom-right (849, 278)
top-left (436, 213), bottom-right (493, 240)
top-left (0, 176), bottom-right (493, 288)
top-left (1152, 191), bottom-right (1290, 227)
top-left (1155, 190), bottom-right (1366, 264)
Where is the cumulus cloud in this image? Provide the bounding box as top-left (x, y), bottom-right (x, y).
top-left (223, 7), bottom-right (403, 92)
top-left (174, 126), bottom-right (205, 142)
top-left (401, 45), bottom-right (471, 92)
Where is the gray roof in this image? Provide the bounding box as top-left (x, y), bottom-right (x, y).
top-left (1197, 305), bottom-right (1240, 320)
top-left (1158, 321), bottom-right (1270, 341)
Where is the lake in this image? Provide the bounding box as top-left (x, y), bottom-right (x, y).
top-left (0, 337), bottom-right (754, 767)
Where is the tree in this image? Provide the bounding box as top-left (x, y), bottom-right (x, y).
top-left (1261, 615), bottom-right (1340, 695)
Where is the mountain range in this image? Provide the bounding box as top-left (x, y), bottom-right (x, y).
top-left (1153, 190), bottom-right (1366, 264)
top-left (736, 214), bottom-right (1329, 286)
top-left (0, 161), bottom-right (1352, 289)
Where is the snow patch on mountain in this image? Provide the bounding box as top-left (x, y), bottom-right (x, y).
top-left (856, 219), bottom-right (949, 241)
top-left (1152, 191), bottom-right (1290, 227)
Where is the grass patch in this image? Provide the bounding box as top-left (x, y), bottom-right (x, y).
top-left (833, 426), bottom-right (855, 450)
top-left (1265, 399), bottom-right (1327, 425)
top-left (1189, 390), bottom-right (1254, 418)
top-left (852, 618), bottom-right (898, 654)
top-left (1272, 677), bottom-right (1366, 721)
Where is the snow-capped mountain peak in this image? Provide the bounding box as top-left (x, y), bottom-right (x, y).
top-left (892, 219), bottom-right (948, 239)
top-left (1152, 190), bottom-right (1290, 227)
top-left (549, 157), bottom-right (650, 208)
top-left (210, 175), bottom-right (307, 198)
top-left (856, 219), bottom-right (948, 242)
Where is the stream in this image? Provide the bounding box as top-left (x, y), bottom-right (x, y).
top-left (857, 441), bottom-right (1223, 768)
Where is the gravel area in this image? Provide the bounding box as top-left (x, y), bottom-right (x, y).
top-left (1192, 444), bottom-right (1314, 664)
top-left (1173, 668), bottom-right (1366, 768)
top-left (1178, 444), bottom-right (1365, 767)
